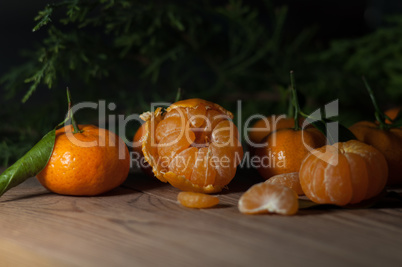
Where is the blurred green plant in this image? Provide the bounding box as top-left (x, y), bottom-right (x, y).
top-left (1, 0), bottom-right (402, 167)
top-left (2, 0), bottom-right (307, 103)
top-left (304, 15), bottom-right (402, 115)
top-left (1, 0), bottom-right (314, 166)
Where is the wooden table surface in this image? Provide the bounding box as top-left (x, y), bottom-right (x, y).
top-left (1, 167), bottom-right (402, 267)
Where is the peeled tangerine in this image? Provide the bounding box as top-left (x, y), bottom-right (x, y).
top-left (141, 98), bottom-right (243, 193)
top-left (299, 140), bottom-right (388, 206)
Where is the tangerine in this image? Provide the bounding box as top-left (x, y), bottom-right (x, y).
top-left (141, 98), bottom-right (243, 193)
top-left (299, 140), bottom-right (388, 205)
top-left (238, 182), bottom-right (298, 215)
top-left (384, 107), bottom-right (400, 124)
top-left (177, 192), bottom-right (219, 208)
top-left (37, 125), bottom-right (130, 196)
top-left (255, 127), bottom-right (326, 180)
top-left (349, 121), bottom-right (402, 185)
top-left (255, 71), bottom-right (327, 180)
top-left (265, 172), bottom-right (304, 196)
top-left (248, 115), bottom-right (303, 144)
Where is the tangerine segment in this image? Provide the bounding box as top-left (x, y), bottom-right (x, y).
top-left (187, 104), bottom-right (207, 127)
top-left (155, 116), bottom-right (189, 143)
top-left (177, 192), bottom-right (219, 209)
top-left (238, 183), bottom-right (299, 215)
top-left (168, 147), bottom-right (198, 180)
top-left (37, 125), bottom-right (130, 196)
top-left (300, 145), bottom-right (354, 206)
top-left (336, 141), bottom-right (388, 199)
top-left (299, 140), bottom-right (388, 205)
top-left (157, 129), bottom-right (196, 163)
top-left (212, 120), bottom-right (240, 144)
top-left (343, 153), bottom-right (369, 204)
top-left (265, 172), bottom-right (304, 196)
top-left (190, 147), bottom-right (216, 186)
top-left (164, 107), bottom-right (188, 120)
top-left (192, 109), bottom-right (229, 146)
top-left (206, 109), bottom-right (227, 132)
top-left (210, 140), bottom-right (243, 187)
top-left (164, 171), bottom-right (223, 193)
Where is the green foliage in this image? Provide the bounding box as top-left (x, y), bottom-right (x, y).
top-left (1, 0), bottom-right (402, 166)
top-left (1, 0), bottom-right (313, 166)
top-left (305, 16), bottom-right (402, 109)
top-left (2, 0), bottom-right (310, 104)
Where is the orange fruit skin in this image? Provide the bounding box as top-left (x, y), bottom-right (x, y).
top-left (37, 125), bottom-right (130, 196)
top-left (177, 192), bottom-right (219, 209)
top-left (265, 172), bottom-right (304, 196)
top-left (133, 124), bottom-right (154, 177)
top-left (385, 107), bottom-right (400, 124)
top-left (349, 121), bottom-right (402, 185)
top-left (255, 127), bottom-right (326, 180)
top-left (238, 182), bottom-right (298, 215)
top-left (248, 115), bottom-right (304, 144)
top-left (299, 140), bottom-right (388, 206)
top-left (141, 98), bottom-right (243, 193)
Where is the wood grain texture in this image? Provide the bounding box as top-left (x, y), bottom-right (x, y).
top-left (1, 167), bottom-right (402, 267)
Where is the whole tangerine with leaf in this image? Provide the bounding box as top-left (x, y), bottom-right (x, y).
top-left (36, 90), bottom-right (130, 196)
top-left (349, 77), bottom-right (402, 185)
top-left (247, 86), bottom-right (304, 150)
top-left (255, 71), bottom-right (327, 180)
top-left (299, 140), bottom-right (388, 206)
top-left (140, 98), bottom-right (243, 193)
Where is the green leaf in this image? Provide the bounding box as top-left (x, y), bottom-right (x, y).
top-left (0, 130), bottom-right (56, 197)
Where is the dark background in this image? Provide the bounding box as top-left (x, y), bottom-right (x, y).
top-left (1, 0), bottom-right (402, 166)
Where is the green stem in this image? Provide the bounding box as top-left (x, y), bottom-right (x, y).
top-left (286, 85), bottom-right (294, 119)
top-left (175, 87), bottom-right (182, 102)
top-left (362, 76), bottom-right (388, 130)
top-left (290, 70), bottom-right (301, 131)
top-left (66, 88), bottom-right (81, 134)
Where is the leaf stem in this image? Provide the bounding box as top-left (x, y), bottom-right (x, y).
top-left (362, 76), bottom-right (388, 130)
top-left (175, 87), bottom-right (182, 102)
top-left (290, 70), bottom-right (301, 131)
top-left (66, 88), bottom-right (81, 134)
top-left (286, 85), bottom-right (294, 119)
